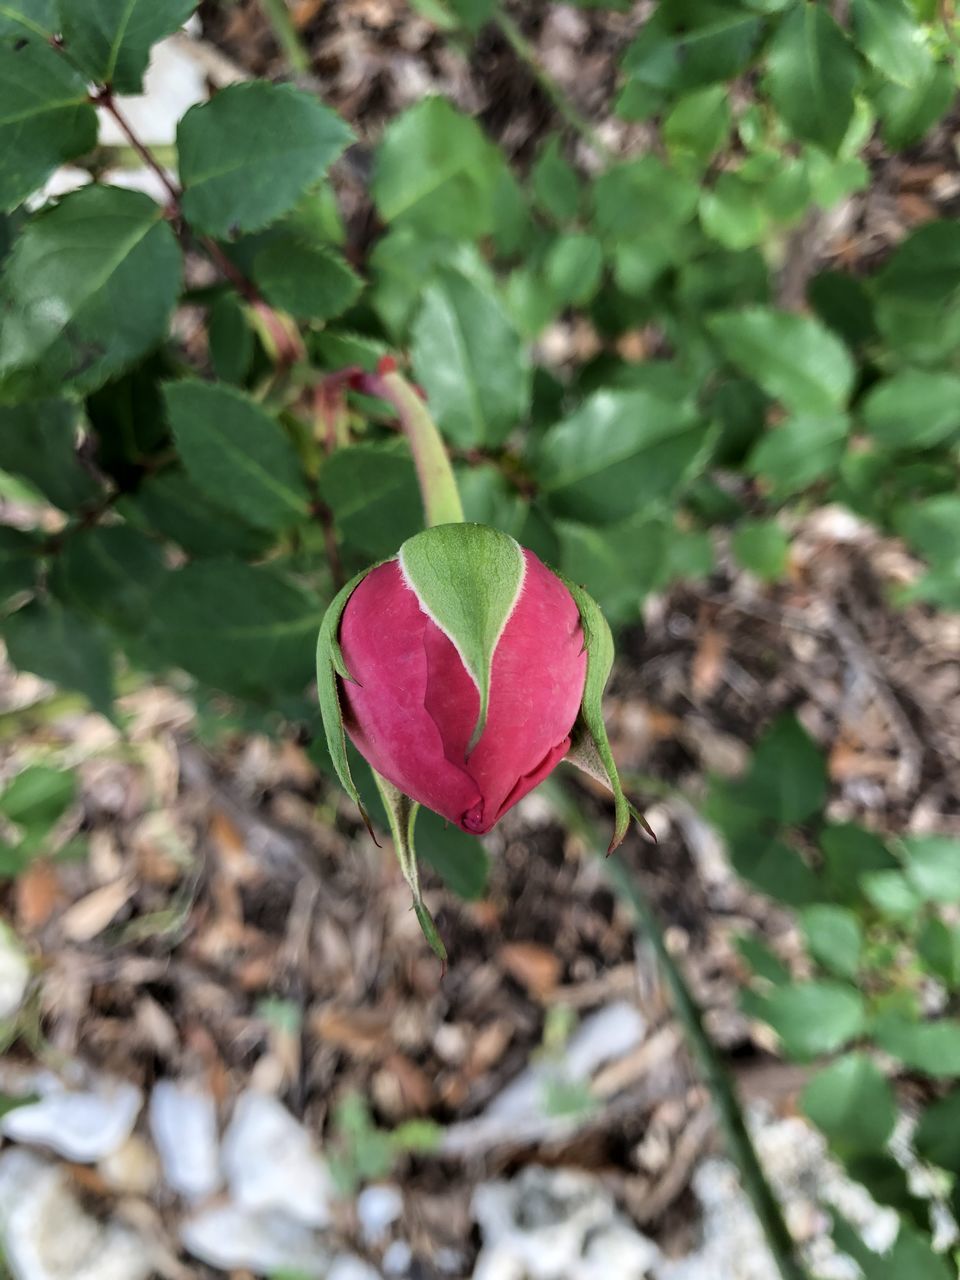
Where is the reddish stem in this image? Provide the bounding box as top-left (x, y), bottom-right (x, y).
top-left (89, 88), bottom-right (303, 365)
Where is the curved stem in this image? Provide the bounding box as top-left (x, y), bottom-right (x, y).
top-left (90, 90), bottom-right (304, 366)
top-left (357, 364), bottom-right (465, 527)
top-left (551, 783), bottom-right (810, 1280)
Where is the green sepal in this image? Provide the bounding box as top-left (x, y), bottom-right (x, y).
top-left (316, 562), bottom-right (381, 840)
top-left (371, 768), bottom-right (448, 967)
top-left (561, 576), bottom-right (632, 853)
top-left (398, 523), bottom-right (525, 754)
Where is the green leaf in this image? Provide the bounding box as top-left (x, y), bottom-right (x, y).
top-left (731, 519), bottom-right (789, 582)
top-left (84, 355), bottom-right (170, 483)
top-left (119, 469), bottom-right (271, 559)
top-left (0, 764), bottom-right (74, 828)
top-left (665, 8), bottom-right (763, 90)
top-left (917, 917), bottom-right (960, 988)
top-left (178, 83), bottom-right (351, 237)
top-left (728, 834), bottom-right (822, 907)
top-left (708, 307), bottom-right (855, 414)
top-left (410, 270), bottom-right (530, 448)
top-left (399, 523), bottom-right (525, 752)
top-left (843, 1155), bottom-right (929, 1230)
top-left (317, 442), bottom-right (421, 562)
top-left (3, 599), bottom-right (114, 717)
top-left (0, 34), bottom-right (98, 213)
top-left (861, 369), bottom-right (960, 449)
top-left (831, 1216), bottom-right (888, 1279)
top-left (149, 558), bottom-right (322, 699)
top-left (591, 156), bottom-right (699, 244)
top-left (809, 271), bottom-right (878, 350)
top-left (664, 85), bottom-right (731, 164)
top-left (900, 834), bottom-right (960, 903)
top-left (207, 292), bottom-right (253, 384)
top-left (536, 389), bottom-right (709, 524)
top-left (731, 714), bottom-right (827, 827)
top-left (915, 1091), bottom-right (960, 1172)
top-left (875, 60), bottom-right (953, 148)
top-left (531, 137), bottom-right (581, 222)
top-left (895, 494), bottom-right (960, 570)
top-left (164, 380), bottom-right (310, 532)
top-left (736, 933), bottom-right (789, 985)
top-left (699, 172), bottom-right (769, 250)
top-left (0, 1), bottom-right (54, 37)
top-left (0, 185), bottom-right (180, 399)
top-left (621, 8), bottom-right (762, 97)
top-left (821, 823), bottom-right (896, 904)
top-left (0, 399), bottom-right (100, 511)
top-left (862, 869), bottom-right (922, 919)
top-left (873, 1015), bottom-right (960, 1077)
top-left (372, 96), bottom-right (505, 238)
top-left (800, 905), bottom-right (862, 979)
top-left (747, 412), bottom-right (848, 498)
top-left (251, 239), bottom-right (361, 321)
top-left (801, 1054), bottom-right (896, 1155)
top-left (756, 980), bottom-right (865, 1059)
top-left (545, 234), bottom-right (604, 307)
top-left (561, 577), bottom-right (630, 853)
top-left (371, 769), bottom-right (446, 965)
top-left (316, 566), bottom-right (377, 825)
top-left (562, 516), bottom-right (712, 624)
top-left (852, 0), bottom-right (928, 89)
top-left (59, 0), bottom-right (197, 94)
top-left (504, 268), bottom-right (558, 339)
top-left (875, 221), bottom-right (960, 305)
top-left (0, 526), bottom-right (38, 598)
top-left (51, 524), bottom-right (166, 634)
top-left (882, 1230), bottom-right (953, 1280)
top-left (765, 3), bottom-right (858, 154)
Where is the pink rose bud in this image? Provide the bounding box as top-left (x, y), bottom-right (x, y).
top-left (338, 545), bottom-right (587, 835)
top-left (317, 523), bottom-right (632, 959)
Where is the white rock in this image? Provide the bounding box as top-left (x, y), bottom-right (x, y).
top-left (443, 1003), bottom-right (647, 1157)
top-left (148, 1080), bottom-right (221, 1200)
top-left (357, 1184), bottom-right (403, 1242)
top-left (0, 1149), bottom-right (151, 1280)
top-left (328, 1257), bottom-right (383, 1280)
top-left (473, 1166), bottom-right (660, 1280)
top-left (181, 1204), bottom-right (331, 1277)
top-left (221, 1089), bottom-right (334, 1228)
top-left (382, 1240), bottom-right (413, 1275)
top-left (98, 1135), bottom-right (159, 1196)
top-left (98, 35), bottom-right (207, 149)
top-left (582, 1224), bottom-right (661, 1278)
top-left (0, 1078), bottom-right (142, 1163)
top-left (0, 923), bottom-right (29, 1021)
top-left (485, 1002), bottom-right (646, 1123)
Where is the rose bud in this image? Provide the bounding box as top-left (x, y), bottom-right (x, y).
top-left (317, 522), bottom-right (631, 958)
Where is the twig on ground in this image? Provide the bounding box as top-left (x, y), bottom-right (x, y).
top-left (494, 11), bottom-right (613, 163)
